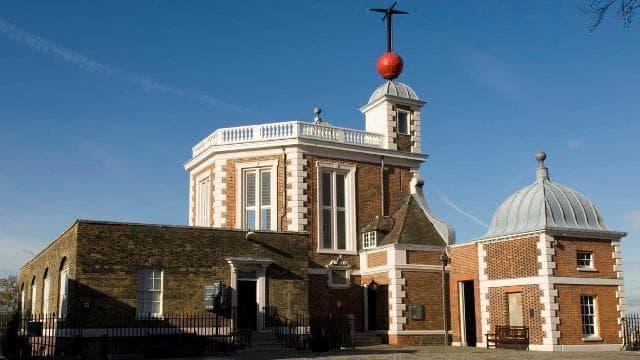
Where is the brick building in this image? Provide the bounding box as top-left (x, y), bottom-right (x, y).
top-left (449, 152), bottom-right (627, 351)
top-left (17, 8), bottom-right (627, 350)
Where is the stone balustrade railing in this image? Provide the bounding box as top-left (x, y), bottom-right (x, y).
top-left (192, 121), bottom-right (383, 156)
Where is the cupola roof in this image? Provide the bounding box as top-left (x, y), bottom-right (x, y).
top-left (368, 80), bottom-right (419, 103)
top-left (482, 152), bottom-right (608, 239)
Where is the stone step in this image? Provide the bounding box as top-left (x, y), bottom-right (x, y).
top-left (355, 332), bottom-right (384, 346)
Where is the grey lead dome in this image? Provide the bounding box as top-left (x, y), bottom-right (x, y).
top-left (368, 80), bottom-right (419, 103)
top-left (482, 152), bottom-right (607, 239)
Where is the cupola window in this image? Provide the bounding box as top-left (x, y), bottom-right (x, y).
top-left (397, 110), bottom-right (409, 135)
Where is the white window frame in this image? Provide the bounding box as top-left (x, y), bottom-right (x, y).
top-left (59, 268), bottom-right (69, 319)
top-left (235, 160), bottom-right (278, 231)
top-left (577, 251), bottom-right (595, 271)
top-left (316, 162), bottom-right (357, 254)
top-left (362, 232), bottom-right (377, 250)
top-left (397, 109), bottom-right (410, 135)
top-left (580, 295), bottom-right (600, 340)
top-left (42, 277), bottom-right (50, 315)
top-left (195, 172), bottom-right (211, 227)
top-left (31, 283), bottom-right (37, 317)
top-left (136, 268), bottom-right (163, 318)
top-left (20, 289), bottom-right (25, 318)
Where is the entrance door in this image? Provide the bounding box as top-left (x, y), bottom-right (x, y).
top-left (367, 285), bottom-right (377, 330)
top-left (459, 281), bottom-right (477, 346)
top-left (237, 280), bottom-right (257, 330)
top-left (508, 292), bottom-right (523, 327)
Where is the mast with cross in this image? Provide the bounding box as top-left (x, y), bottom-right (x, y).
top-left (368, 1), bottom-right (409, 80)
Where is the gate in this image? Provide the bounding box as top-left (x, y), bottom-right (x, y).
top-left (623, 314), bottom-right (640, 351)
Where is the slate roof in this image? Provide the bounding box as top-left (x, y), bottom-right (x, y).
top-left (372, 195), bottom-right (447, 247)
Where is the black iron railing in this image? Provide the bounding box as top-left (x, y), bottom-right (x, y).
top-left (0, 309), bottom-right (251, 359)
top-left (623, 314), bottom-right (640, 351)
top-left (263, 306), bottom-right (354, 352)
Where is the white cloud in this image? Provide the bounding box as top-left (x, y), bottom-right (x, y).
top-left (0, 17), bottom-right (261, 117)
top-left (425, 184), bottom-right (489, 229)
top-left (624, 210), bottom-right (640, 231)
top-left (466, 51), bottom-right (525, 103)
top-left (568, 139), bottom-right (583, 150)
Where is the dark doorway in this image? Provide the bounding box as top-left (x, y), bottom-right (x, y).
top-left (237, 280), bottom-right (257, 330)
top-left (367, 285), bottom-right (377, 330)
top-left (461, 280), bottom-right (477, 346)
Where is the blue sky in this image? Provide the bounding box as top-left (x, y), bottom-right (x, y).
top-left (0, 1), bottom-right (638, 310)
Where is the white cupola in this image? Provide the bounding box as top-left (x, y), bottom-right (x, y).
top-left (360, 80), bottom-right (425, 153)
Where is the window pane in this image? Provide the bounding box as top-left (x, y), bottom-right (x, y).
top-left (322, 209), bottom-right (332, 248)
top-left (398, 111), bottom-right (408, 134)
top-left (153, 278), bottom-right (161, 290)
top-left (246, 209), bottom-right (256, 230)
top-left (245, 172), bottom-right (256, 207)
top-left (322, 172), bottom-right (332, 206)
top-left (261, 171), bottom-right (271, 206)
top-left (332, 270), bottom-right (347, 285)
top-left (337, 210), bottom-right (346, 249)
top-left (336, 174), bottom-right (345, 208)
top-left (152, 302), bottom-right (161, 314)
top-left (261, 208), bottom-right (271, 230)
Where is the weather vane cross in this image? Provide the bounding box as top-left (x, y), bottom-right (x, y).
top-left (369, 1), bottom-right (409, 52)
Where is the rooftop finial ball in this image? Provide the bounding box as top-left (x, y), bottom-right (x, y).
top-left (536, 151), bottom-right (547, 162)
top-left (377, 52), bottom-right (404, 80)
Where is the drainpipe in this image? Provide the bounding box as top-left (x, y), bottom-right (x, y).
top-left (440, 251), bottom-right (450, 345)
top-left (280, 147), bottom-right (287, 231)
top-left (380, 156), bottom-right (385, 216)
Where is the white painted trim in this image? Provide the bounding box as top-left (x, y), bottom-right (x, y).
top-left (354, 263), bottom-right (446, 276)
top-left (235, 160), bottom-right (279, 231)
top-left (185, 137), bottom-right (426, 171)
top-left (212, 159), bottom-right (228, 228)
top-left (316, 162), bottom-right (357, 253)
top-left (227, 258), bottom-right (272, 330)
top-left (285, 148), bottom-right (308, 232)
top-left (481, 276), bottom-right (623, 288)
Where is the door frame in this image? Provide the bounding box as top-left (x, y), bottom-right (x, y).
top-left (227, 257), bottom-right (273, 330)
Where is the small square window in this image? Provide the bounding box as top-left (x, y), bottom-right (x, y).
top-left (577, 251), bottom-right (593, 269)
top-left (362, 232), bottom-right (377, 249)
top-left (397, 111), bottom-right (409, 135)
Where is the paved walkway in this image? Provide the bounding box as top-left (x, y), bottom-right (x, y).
top-left (168, 345), bottom-right (640, 360)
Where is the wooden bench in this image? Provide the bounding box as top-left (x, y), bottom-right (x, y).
top-left (486, 325), bottom-right (529, 350)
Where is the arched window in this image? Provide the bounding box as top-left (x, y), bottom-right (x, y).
top-left (20, 283), bottom-right (25, 318)
top-left (30, 276), bottom-right (37, 317)
top-left (58, 257), bottom-right (69, 319)
top-left (42, 268), bottom-right (50, 315)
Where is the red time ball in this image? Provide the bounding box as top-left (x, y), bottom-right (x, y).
top-left (377, 52), bottom-right (404, 80)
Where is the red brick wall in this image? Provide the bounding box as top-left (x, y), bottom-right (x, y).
top-left (555, 284), bottom-right (620, 345)
top-left (305, 154), bottom-right (411, 269)
top-left (554, 237), bottom-right (616, 278)
top-left (487, 285), bottom-right (544, 345)
top-left (367, 251), bottom-right (387, 268)
top-left (406, 250), bottom-right (442, 265)
top-left (486, 236), bottom-right (539, 280)
top-left (449, 244), bottom-right (481, 344)
top-left (403, 271), bottom-right (448, 331)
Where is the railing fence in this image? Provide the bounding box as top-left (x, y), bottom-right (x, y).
top-left (623, 313), bottom-right (640, 351)
top-left (0, 309), bottom-right (251, 359)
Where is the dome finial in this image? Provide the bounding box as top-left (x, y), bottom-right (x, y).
top-left (313, 107), bottom-right (322, 123)
top-left (536, 151), bottom-right (549, 181)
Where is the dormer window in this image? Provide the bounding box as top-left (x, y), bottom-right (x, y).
top-left (397, 110), bottom-right (409, 135)
top-left (362, 231), bottom-right (377, 249)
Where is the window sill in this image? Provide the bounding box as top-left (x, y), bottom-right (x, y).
top-left (328, 284), bottom-right (351, 289)
top-left (582, 336), bottom-right (602, 342)
top-left (317, 249), bottom-right (358, 255)
top-left (577, 267), bottom-right (598, 272)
